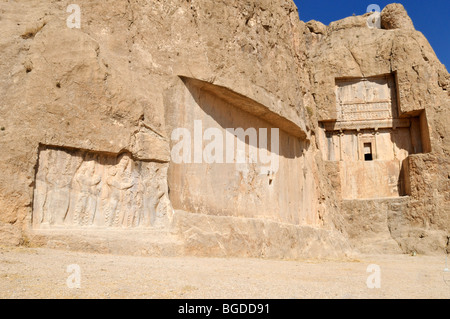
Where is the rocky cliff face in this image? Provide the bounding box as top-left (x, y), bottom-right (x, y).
top-left (306, 3), bottom-right (449, 254)
top-left (0, 1), bottom-right (448, 257)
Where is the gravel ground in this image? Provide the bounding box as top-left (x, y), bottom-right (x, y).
top-left (0, 246), bottom-right (449, 299)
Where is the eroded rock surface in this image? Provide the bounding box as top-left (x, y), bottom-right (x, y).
top-left (306, 3), bottom-right (449, 255)
top-left (381, 3), bottom-right (415, 30)
top-left (0, 1), bottom-right (448, 257)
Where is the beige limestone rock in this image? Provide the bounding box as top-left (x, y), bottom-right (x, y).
top-left (0, 1), bottom-right (448, 258)
top-left (32, 147), bottom-right (170, 229)
top-left (381, 3), bottom-right (415, 30)
top-left (0, 223), bottom-right (22, 247)
top-left (171, 210), bottom-right (353, 259)
top-left (0, 0), bottom-right (334, 257)
top-left (328, 15), bottom-right (369, 32)
top-left (307, 4), bottom-right (449, 255)
top-left (306, 20), bottom-right (327, 35)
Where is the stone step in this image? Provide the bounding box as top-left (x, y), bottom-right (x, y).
top-left (25, 228), bottom-right (185, 257)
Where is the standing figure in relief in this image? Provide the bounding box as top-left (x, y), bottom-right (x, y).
top-left (33, 149), bottom-right (50, 226)
top-left (141, 165), bottom-right (165, 227)
top-left (104, 155), bottom-right (134, 227)
top-left (41, 150), bottom-right (74, 225)
top-left (72, 158), bottom-right (102, 226)
top-left (366, 82), bottom-right (374, 103)
top-left (372, 85), bottom-right (380, 102)
top-left (127, 185), bottom-right (142, 227)
top-left (102, 165), bottom-right (120, 227)
top-left (351, 82), bottom-right (358, 102)
top-left (123, 165), bottom-right (139, 228)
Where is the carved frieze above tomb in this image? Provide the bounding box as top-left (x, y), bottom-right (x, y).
top-left (335, 75), bottom-right (397, 124)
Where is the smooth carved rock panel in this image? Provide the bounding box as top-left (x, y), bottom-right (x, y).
top-left (336, 76), bottom-right (397, 122)
top-left (33, 147), bottom-right (170, 229)
top-left (166, 79), bottom-right (320, 226)
top-left (339, 160), bottom-right (404, 199)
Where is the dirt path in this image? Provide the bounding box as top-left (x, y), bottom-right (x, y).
top-left (0, 246), bottom-right (449, 299)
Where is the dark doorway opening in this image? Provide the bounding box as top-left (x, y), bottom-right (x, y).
top-left (364, 143), bottom-right (373, 161)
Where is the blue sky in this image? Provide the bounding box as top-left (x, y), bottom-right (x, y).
top-left (293, 0), bottom-right (449, 69)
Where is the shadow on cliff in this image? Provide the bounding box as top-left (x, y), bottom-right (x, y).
top-left (181, 77), bottom-right (309, 161)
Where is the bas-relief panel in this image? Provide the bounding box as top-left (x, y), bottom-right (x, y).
top-left (33, 147), bottom-right (170, 229)
top-left (336, 76), bottom-right (397, 122)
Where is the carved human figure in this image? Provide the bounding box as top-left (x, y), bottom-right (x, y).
top-left (372, 84), bottom-right (380, 101)
top-left (141, 167), bottom-right (165, 227)
top-left (119, 160), bottom-right (144, 228)
top-left (33, 150), bottom-right (50, 226)
top-left (72, 158), bottom-right (102, 226)
top-left (124, 179), bottom-right (141, 227)
top-left (41, 150), bottom-right (75, 225)
top-left (103, 155), bottom-right (134, 227)
top-left (351, 82), bottom-right (358, 101)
